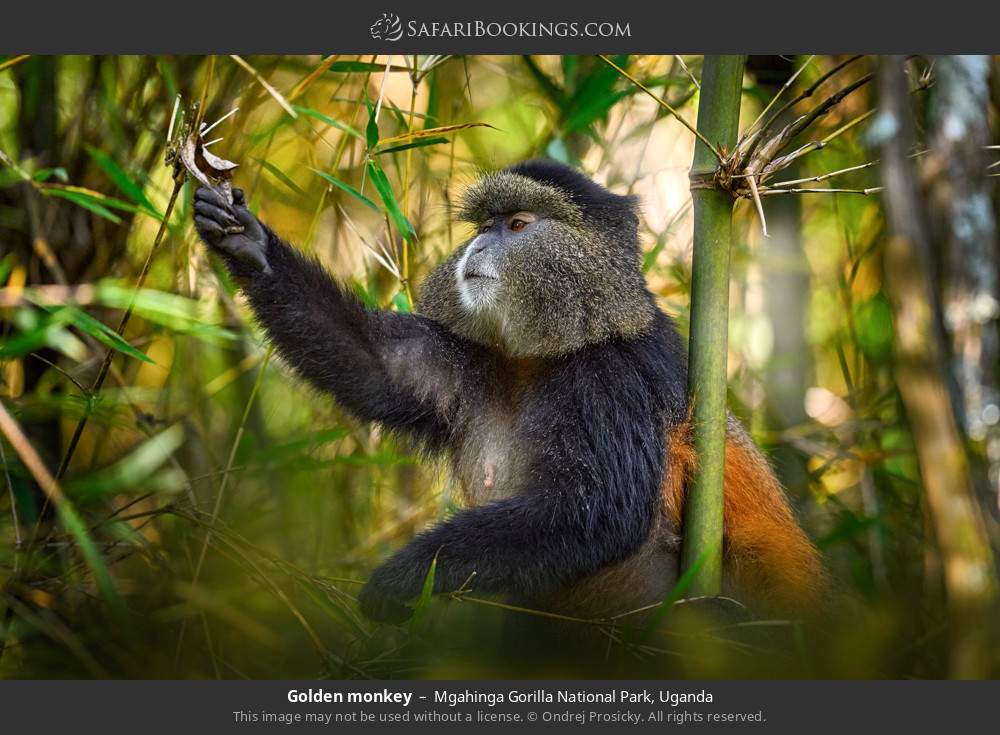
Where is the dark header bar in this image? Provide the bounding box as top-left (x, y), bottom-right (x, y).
top-left (2, 1), bottom-right (1000, 53)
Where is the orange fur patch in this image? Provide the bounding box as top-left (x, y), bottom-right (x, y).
top-left (663, 420), bottom-right (826, 617)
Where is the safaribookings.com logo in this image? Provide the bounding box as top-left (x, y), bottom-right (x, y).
top-left (370, 13), bottom-right (404, 41)
top-left (369, 14), bottom-right (631, 41)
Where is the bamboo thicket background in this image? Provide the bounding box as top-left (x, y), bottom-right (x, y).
top-left (1, 54), bottom-right (999, 678)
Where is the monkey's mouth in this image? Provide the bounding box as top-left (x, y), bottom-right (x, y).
top-left (456, 253), bottom-right (500, 311)
top-left (463, 267), bottom-right (498, 282)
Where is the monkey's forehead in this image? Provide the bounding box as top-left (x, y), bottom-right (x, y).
top-left (457, 172), bottom-right (583, 225)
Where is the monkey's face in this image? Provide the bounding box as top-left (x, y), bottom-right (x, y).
top-left (455, 210), bottom-right (539, 313)
top-left (417, 165), bottom-right (655, 357)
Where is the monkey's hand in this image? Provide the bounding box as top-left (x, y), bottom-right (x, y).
top-left (194, 186), bottom-right (272, 275)
top-left (358, 566), bottom-right (417, 624)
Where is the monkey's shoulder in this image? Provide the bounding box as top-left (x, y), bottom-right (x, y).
top-left (537, 312), bottom-right (687, 411)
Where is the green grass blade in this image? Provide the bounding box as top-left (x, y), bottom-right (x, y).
top-left (70, 423), bottom-right (185, 496)
top-left (408, 554), bottom-right (438, 634)
top-left (638, 541), bottom-right (718, 641)
top-left (56, 502), bottom-right (126, 616)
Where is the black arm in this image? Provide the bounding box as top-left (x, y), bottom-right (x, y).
top-left (195, 186), bottom-right (466, 448)
top-left (358, 343), bottom-right (670, 622)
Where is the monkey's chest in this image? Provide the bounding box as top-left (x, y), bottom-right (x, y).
top-left (451, 407), bottom-right (527, 505)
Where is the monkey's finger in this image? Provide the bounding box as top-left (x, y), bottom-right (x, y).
top-left (194, 215), bottom-right (225, 244)
top-left (232, 204), bottom-right (260, 229)
top-left (231, 189), bottom-right (260, 230)
top-left (194, 186), bottom-right (229, 209)
top-left (194, 200), bottom-right (240, 228)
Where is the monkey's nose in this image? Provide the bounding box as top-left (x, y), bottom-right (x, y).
top-left (467, 235), bottom-right (489, 254)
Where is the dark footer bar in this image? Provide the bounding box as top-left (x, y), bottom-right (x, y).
top-left (0, 680), bottom-right (989, 733)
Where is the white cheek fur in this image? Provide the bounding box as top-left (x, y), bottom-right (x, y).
top-left (455, 239), bottom-right (478, 310)
top-left (456, 236), bottom-right (500, 311)
top-left (451, 237), bottom-right (523, 354)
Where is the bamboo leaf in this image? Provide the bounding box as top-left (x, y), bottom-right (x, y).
top-left (43, 304), bottom-right (154, 364)
top-left (562, 56), bottom-right (579, 93)
top-left (288, 55), bottom-right (341, 101)
top-left (561, 54), bottom-right (629, 133)
top-left (545, 137), bottom-right (576, 166)
top-left (333, 451), bottom-right (416, 467)
top-left (240, 428), bottom-right (349, 464)
top-left (522, 56), bottom-right (566, 106)
top-left (422, 68), bottom-right (440, 131)
top-left (326, 60), bottom-right (414, 74)
top-left (95, 282), bottom-right (236, 342)
top-left (374, 137), bottom-right (448, 156)
top-left (383, 99), bottom-right (413, 131)
top-left (365, 98), bottom-right (380, 150)
top-left (43, 188), bottom-right (122, 223)
top-left (0, 252), bottom-right (16, 284)
top-left (392, 292), bottom-right (411, 313)
top-left (310, 168), bottom-right (379, 211)
top-left (32, 166), bottom-right (68, 183)
top-left (292, 105), bottom-right (364, 139)
top-left (254, 158), bottom-right (305, 195)
top-left (366, 160), bottom-right (416, 241)
top-left (642, 234), bottom-right (668, 273)
top-left (2, 306), bottom-right (87, 361)
top-left (375, 122), bottom-right (497, 150)
top-left (84, 145), bottom-right (158, 215)
top-left (157, 57), bottom-right (178, 100)
top-left (229, 55), bottom-right (297, 118)
top-left (42, 184), bottom-right (162, 221)
top-left (563, 89), bottom-right (630, 133)
top-left (351, 279), bottom-right (379, 309)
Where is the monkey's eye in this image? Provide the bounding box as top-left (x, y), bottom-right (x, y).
top-left (477, 219), bottom-right (494, 234)
top-left (508, 211), bottom-right (538, 232)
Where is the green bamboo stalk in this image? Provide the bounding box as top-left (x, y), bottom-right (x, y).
top-left (680, 55), bottom-right (746, 596)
